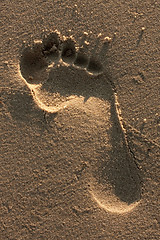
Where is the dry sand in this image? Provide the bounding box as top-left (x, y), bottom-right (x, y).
top-left (1, 0), bottom-right (160, 239)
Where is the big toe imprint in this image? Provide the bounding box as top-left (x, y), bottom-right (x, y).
top-left (19, 31), bottom-right (142, 214)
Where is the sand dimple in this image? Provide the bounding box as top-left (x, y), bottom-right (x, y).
top-left (61, 38), bottom-right (77, 64)
top-left (74, 51), bottom-right (89, 68)
top-left (87, 57), bottom-right (103, 75)
top-left (19, 31), bottom-right (142, 214)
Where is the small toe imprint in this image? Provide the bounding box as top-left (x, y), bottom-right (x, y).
top-left (61, 38), bottom-right (77, 64)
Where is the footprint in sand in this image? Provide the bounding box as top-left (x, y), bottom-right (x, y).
top-left (19, 31), bottom-right (142, 214)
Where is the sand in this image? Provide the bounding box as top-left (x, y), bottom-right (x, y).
top-left (1, 0), bottom-right (160, 239)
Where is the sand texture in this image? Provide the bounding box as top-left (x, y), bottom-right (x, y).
top-left (1, 1), bottom-right (160, 239)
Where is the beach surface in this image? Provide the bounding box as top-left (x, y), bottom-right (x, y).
top-left (1, 1), bottom-right (160, 239)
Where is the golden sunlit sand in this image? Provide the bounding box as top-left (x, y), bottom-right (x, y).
top-left (1, 1), bottom-right (159, 239)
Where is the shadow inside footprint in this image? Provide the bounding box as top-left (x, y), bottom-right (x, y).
top-left (74, 51), bottom-right (89, 68)
top-left (110, 104), bottom-right (141, 204)
top-left (93, 102), bottom-right (141, 206)
top-left (20, 43), bottom-right (48, 84)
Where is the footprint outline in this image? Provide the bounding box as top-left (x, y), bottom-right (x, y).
top-left (19, 30), bottom-right (142, 214)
